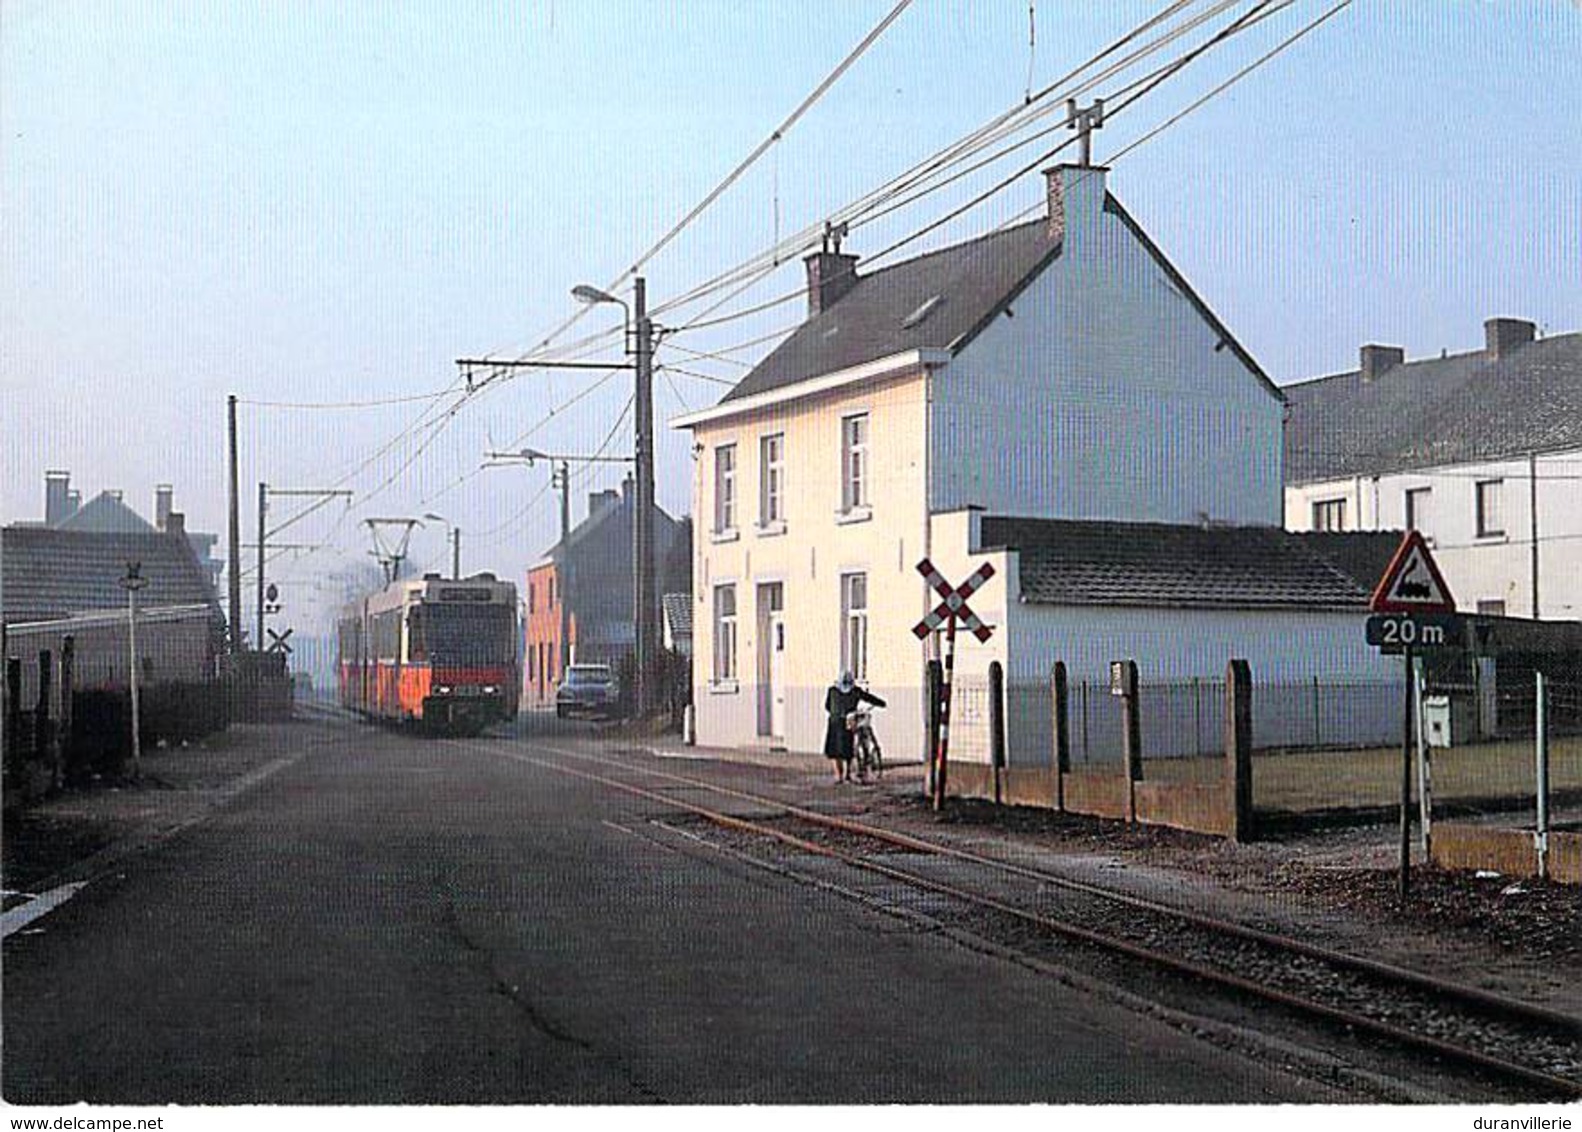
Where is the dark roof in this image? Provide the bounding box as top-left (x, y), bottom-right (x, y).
top-left (1284, 331), bottom-right (1582, 482)
top-left (978, 516), bottom-right (1400, 610)
top-left (56, 491), bottom-right (156, 533)
top-left (1, 526), bottom-right (220, 624)
top-left (722, 219), bottom-right (1061, 404)
top-left (661, 592), bottom-right (692, 638)
top-left (720, 192), bottom-right (1278, 406)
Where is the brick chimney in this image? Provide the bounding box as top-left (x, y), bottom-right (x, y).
top-left (1485, 317), bottom-right (1535, 360)
top-left (155, 484), bottom-right (174, 531)
top-left (165, 510), bottom-right (185, 539)
top-left (1359, 344), bottom-right (1405, 383)
top-left (804, 249), bottom-right (859, 317)
top-left (1043, 163), bottom-right (1109, 251)
top-left (45, 470), bottom-right (74, 526)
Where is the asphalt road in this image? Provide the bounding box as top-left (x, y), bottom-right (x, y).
top-left (3, 715), bottom-right (1330, 1104)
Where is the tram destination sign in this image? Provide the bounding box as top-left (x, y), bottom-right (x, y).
top-left (1365, 611), bottom-right (1465, 654)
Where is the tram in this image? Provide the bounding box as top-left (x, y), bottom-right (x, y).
top-left (337, 572), bottom-right (520, 734)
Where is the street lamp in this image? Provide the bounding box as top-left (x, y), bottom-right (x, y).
top-left (422, 513), bottom-right (460, 580)
top-left (573, 278), bottom-right (657, 717)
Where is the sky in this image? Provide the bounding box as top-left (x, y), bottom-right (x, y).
top-left (3, 0), bottom-right (1580, 634)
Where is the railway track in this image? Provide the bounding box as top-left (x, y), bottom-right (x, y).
top-left (482, 738), bottom-right (1582, 1102)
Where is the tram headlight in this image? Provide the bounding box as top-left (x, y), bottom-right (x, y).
top-left (436, 684), bottom-right (453, 695)
top-left (484, 685), bottom-right (499, 695)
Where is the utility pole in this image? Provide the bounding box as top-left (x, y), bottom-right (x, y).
top-left (228, 395), bottom-right (242, 653)
top-left (555, 461), bottom-right (571, 674)
top-left (256, 481), bottom-right (267, 655)
top-left (451, 528), bottom-right (461, 581)
top-left (255, 485), bottom-right (353, 646)
top-left (485, 448), bottom-right (632, 687)
top-left (633, 277), bottom-right (657, 717)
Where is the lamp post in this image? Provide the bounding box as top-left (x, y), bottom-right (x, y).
top-left (572, 279), bottom-right (656, 717)
top-left (119, 562), bottom-right (149, 780)
top-left (422, 513), bottom-right (460, 579)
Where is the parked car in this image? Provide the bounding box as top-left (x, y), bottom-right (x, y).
top-left (556, 664), bottom-right (620, 719)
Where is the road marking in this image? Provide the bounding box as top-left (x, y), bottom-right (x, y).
top-left (2, 883), bottom-right (87, 939)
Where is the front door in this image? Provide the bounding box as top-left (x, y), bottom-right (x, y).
top-left (757, 583), bottom-right (786, 740)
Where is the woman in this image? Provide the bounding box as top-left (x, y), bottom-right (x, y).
top-left (822, 671), bottom-right (887, 782)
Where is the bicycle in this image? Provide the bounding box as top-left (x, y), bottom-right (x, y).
top-left (846, 703), bottom-right (883, 783)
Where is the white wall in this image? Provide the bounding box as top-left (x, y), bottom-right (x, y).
top-left (689, 371), bottom-right (934, 760)
top-left (1285, 449), bottom-right (1582, 619)
top-left (932, 188), bottom-right (1285, 527)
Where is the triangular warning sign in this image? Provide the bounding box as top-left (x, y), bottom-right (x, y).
top-left (1370, 530), bottom-right (1455, 613)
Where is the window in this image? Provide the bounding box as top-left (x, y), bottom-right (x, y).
top-left (840, 572), bottom-right (868, 682)
top-left (1476, 479), bottom-right (1504, 537)
top-left (759, 433), bottom-right (785, 528)
top-left (548, 576), bottom-right (556, 608)
top-left (528, 583), bottom-right (536, 614)
top-left (841, 414), bottom-right (869, 513)
top-left (712, 585), bottom-right (738, 683)
top-left (1311, 497), bottom-right (1346, 532)
top-left (714, 445), bottom-right (738, 533)
top-left (1404, 487), bottom-right (1431, 537)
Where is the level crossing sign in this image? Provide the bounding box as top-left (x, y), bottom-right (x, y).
top-left (1369, 530), bottom-right (1454, 614)
top-left (912, 559), bottom-right (995, 642)
top-left (913, 559), bottom-right (995, 812)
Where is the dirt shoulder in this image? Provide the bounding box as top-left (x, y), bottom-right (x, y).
top-left (2, 720), bottom-right (338, 900)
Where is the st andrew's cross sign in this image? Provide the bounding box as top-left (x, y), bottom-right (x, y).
top-left (913, 558), bottom-right (995, 810)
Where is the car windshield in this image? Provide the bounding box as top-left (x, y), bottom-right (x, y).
top-left (567, 667), bottom-right (612, 685)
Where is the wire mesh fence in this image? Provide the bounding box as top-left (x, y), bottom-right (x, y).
top-left (952, 668), bottom-right (1580, 822)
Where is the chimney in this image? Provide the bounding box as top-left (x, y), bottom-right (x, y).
top-left (621, 474), bottom-right (634, 503)
top-left (804, 249), bottom-right (859, 317)
top-left (1485, 317), bottom-right (1535, 360)
top-left (1043, 163), bottom-right (1109, 251)
top-left (108, 489), bottom-right (123, 502)
top-left (1359, 344), bottom-right (1405, 383)
top-left (165, 510), bottom-right (185, 539)
top-left (45, 470), bottom-right (72, 526)
top-left (155, 484), bottom-right (174, 531)
top-left (587, 489), bottom-right (619, 519)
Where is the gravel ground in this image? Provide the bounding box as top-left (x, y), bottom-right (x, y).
top-left (854, 790), bottom-right (1582, 1013)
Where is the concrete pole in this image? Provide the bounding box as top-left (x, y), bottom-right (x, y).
top-left (228, 395), bottom-right (242, 654)
top-left (989, 659), bottom-right (1005, 804)
top-left (633, 277), bottom-right (656, 718)
top-left (1052, 661), bottom-right (1070, 813)
top-left (58, 636), bottom-right (74, 790)
top-left (256, 482), bottom-right (267, 655)
top-left (1536, 670), bottom-right (1550, 881)
top-left (1225, 659), bottom-right (1253, 842)
top-left (451, 528), bottom-right (461, 581)
top-left (557, 461), bottom-right (571, 678)
top-left (127, 583), bottom-right (142, 780)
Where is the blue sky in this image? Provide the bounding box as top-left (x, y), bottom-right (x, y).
top-left (3, 1), bottom-right (1579, 625)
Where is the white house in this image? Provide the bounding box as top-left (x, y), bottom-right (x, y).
top-left (1284, 320), bottom-right (1582, 621)
top-left (671, 163), bottom-right (1289, 760)
top-left (921, 509), bottom-right (1404, 768)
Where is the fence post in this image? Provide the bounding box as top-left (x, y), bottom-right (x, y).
top-left (1536, 670), bottom-right (1550, 882)
top-left (1052, 661), bottom-right (1070, 813)
top-left (1192, 677), bottom-right (1202, 757)
top-left (5, 657), bottom-right (20, 764)
top-left (1312, 675), bottom-right (1322, 748)
top-left (58, 636), bottom-right (74, 790)
top-left (1117, 660), bottom-right (1142, 821)
top-left (989, 661), bottom-right (1005, 805)
top-left (925, 659), bottom-right (943, 801)
top-left (1225, 659), bottom-right (1253, 841)
top-left (35, 650), bottom-right (53, 784)
top-left (1080, 679), bottom-right (1090, 764)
